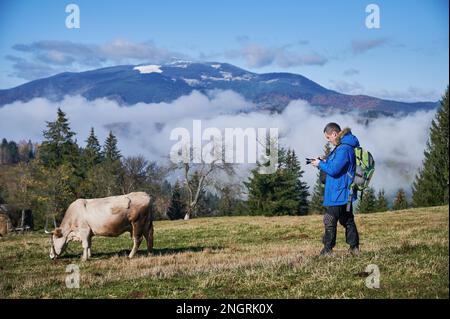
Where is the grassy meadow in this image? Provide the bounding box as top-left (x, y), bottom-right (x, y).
top-left (0, 206), bottom-right (448, 298)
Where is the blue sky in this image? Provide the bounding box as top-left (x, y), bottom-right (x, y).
top-left (0, 0), bottom-right (448, 101)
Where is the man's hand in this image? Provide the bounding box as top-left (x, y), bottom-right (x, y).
top-left (311, 158), bottom-right (321, 168)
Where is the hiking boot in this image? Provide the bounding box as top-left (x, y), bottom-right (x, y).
top-left (348, 246), bottom-right (360, 256)
top-left (319, 248), bottom-right (333, 257)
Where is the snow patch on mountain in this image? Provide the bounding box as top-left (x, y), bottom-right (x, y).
top-left (183, 78), bottom-right (201, 86)
top-left (133, 65), bottom-right (162, 74)
top-left (220, 71), bottom-right (233, 80)
top-left (200, 72), bottom-right (253, 82)
top-left (168, 60), bottom-right (192, 68)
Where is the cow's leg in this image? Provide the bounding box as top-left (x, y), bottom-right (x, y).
top-left (87, 234), bottom-right (92, 259)
top-left (129, 223), bottom-right (143, 258)
top-left (82, 240), bottom-right (89, 261)
top-left (81, 230), bottom-right (92, 261)
top-left (145, 220), bottom-right (154, 255)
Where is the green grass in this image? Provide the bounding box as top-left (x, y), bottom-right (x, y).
top-left (0, 206), bottom-right (448, 298)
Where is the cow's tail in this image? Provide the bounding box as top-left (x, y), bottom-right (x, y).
top-left (145, 195), bottom-right (155, 254)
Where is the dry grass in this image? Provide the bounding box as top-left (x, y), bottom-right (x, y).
top-left (0, 206), bottom-right (448, 298)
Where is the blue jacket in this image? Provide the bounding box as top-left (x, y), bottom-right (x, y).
top-left (318, 128), bottom-right (359, 207)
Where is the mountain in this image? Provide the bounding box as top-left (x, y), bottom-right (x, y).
top-left (0, 61), bottom-right (438, 115)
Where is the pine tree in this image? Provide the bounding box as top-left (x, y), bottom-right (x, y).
top-left (167, 181), bottom-right (186, 220)
top-left (103, 131), bottom-right (121, 162)
top-left (0, 139), bottom-right (20, 164)
top-left (245, 145), bottom-right (279, 216)
top-left (245, 146), bottom-right (309, 216)
top-left (357, 187), bottom-right (376, 213)
top-left (83, 127), bottom-right (103, 168)
top-left (27, 140), bottom-right (35, 160)
top-left (7, 141), bottom-right (19, 164)
top-left (375, 189), bottom-right (389, 212)
top-left (196, 192), bottom-right (220, 217)
top-left (412, 87), bottom-right (449, 207)
top-left (218, 185), bottom-right (238, 216)
top-left (284, 149), bottom-right (309, 215)
top-left (0, 138), bottom-right (9, 164)
top-left (309, 143), bottom-right (332, 214)
top-left (393, 188), bottom-right (409, 210)
top-left (39, 108), bottom-right (79, 168)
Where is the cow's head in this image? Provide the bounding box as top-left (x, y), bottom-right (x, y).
top-left (49, 228), bottom-right (68, 259)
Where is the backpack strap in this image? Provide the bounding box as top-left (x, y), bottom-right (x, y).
top-left (340, 142), bottom-right (358, 213)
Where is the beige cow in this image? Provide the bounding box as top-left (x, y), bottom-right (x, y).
top-left (49, 192), bottom-right (154, 260)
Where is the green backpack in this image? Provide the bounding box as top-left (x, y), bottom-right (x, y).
top-left (343, 144), bottom-right (375, 212)
top-left (352, 147), bottom-right (375, 191)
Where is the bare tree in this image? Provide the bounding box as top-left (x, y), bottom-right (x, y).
top-left (121, 155), bottom-right (149, 194)
top-left (169, 143), bottom-right (235, 220)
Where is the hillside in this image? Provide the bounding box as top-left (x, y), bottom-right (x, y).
top-left (0, 62), bottom-right (438, 115)
top-left (0, 206), bottom-right (448, 298)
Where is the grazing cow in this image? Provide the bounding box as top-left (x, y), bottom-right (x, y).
top-left (49, 192), bottom-right (154, 260)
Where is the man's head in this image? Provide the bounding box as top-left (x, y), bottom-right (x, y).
top-left (323, 122), bottom-right (341, 146)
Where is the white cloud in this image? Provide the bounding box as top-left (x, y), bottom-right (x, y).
top-left (366, 87), bottom-right (441, 102)
top-left (351, 38), bottom-right (388, 54)
top-left (226, 42), bottom-right (328, 68)
top-left (329, 79), bottom-right (440, 102)
top-left (9, 39), bottom-right (188, 80)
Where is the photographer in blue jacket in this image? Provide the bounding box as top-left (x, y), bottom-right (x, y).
top-left (311, 122), bottom-right (360, 256)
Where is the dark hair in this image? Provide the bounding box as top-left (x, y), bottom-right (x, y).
top-left (323, 122), bottom-right (341, 134)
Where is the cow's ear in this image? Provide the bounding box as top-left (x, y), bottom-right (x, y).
top-left (54, 228), bottom-right (63, 238)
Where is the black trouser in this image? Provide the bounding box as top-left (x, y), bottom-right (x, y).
top-left (322, 204), bottom-right (359, 251)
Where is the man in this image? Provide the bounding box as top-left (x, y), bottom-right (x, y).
top-left (311, 122), bottom-right (360, 256)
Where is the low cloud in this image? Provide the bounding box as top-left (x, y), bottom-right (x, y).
top-left (367, 87), bottom-right (441, 102)
top-left (0, 91), bottom-right (436, 201)
top-left (329, 79), bottom-right (440, 102)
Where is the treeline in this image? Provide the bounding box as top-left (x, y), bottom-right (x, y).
top-left (355, 187), bottom-right (409, 213)
top-left (357, 87), bottom-right (449, 212)
top-left (0, 139), bottom-right (36, 164)
top-left (0, 88), bottom-right (447, 226)
top-left (246, 86), bottom-right (448, 215)
top-left (0, 108), bottom-right (250, 226)
top-left (0, 108), bottom-right (174, 228)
